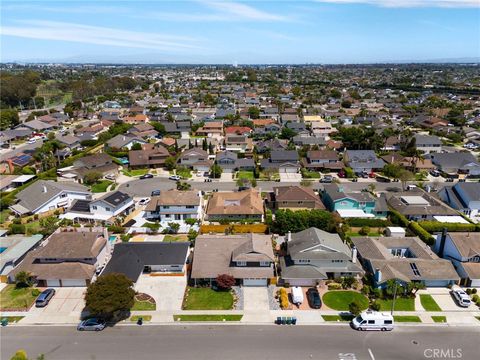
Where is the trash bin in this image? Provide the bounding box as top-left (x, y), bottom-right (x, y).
top-left (137, 317), bottom-right (143, 326)
top-left (292, 317), bottom-right (297, 325)
top-left (1, 318), bottom-right (8, 327)
top-left (281, 317), bottom-right (287, 325)
top-left (286, 317), bottom-right (292, 325)
top-left (276, 317), bottom-right (282, 325)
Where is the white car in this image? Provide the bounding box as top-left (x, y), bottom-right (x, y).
top-left (27, 138), bottom-right (37, 144)
top-left (104, 174), bottom-right (116, 180)
top-left (169, 175), bottom-right (181, 181)
top-left (451, 285), bottom-right (472, 308)
top-left (138, 198), bottom-right (151, 206)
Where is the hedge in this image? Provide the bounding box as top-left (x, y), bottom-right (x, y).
top-left (409, 222), bottom-right (435, 245)
top-left (418, 221), bottom-right (479, 233)
top-left (200, 224), bottom-right (268, 234)
top-left (346, 218), bottom-right (392, 227)
top-left (389, 208), bottom-right (410, 228)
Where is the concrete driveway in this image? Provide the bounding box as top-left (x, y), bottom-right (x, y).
top-left (135, 275), bottom-right (187, 311)
top-left (424, 288), bottom-right (476, 312)
top-left (279, 173), bottom-right (302, 182)
top-left (243, 287), bottom-right (269, 311)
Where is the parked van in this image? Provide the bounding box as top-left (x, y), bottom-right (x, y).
top-left (451, 285), bottom-right (472, 308)
top-left (291, 287), bottom-right (304, 305)
top-left (351, 310), bottom-right (394, 331)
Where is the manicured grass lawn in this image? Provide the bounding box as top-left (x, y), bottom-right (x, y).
top-left (322, 291), bottom-right (369, 311)
top-left (183, 287), bottom-right (234, 310)
top-left (132, 300), bottom-right (156, 311)
top-left (432, 316), bottom-right (447, 323)
top-left (130, 315), bottom-right (152, 322)
top-left (91, 180), bottom-right (113, 193)
top-left (0, 209), bottom-right (11, 224)
top-left (420, 294), bottom-right (442, 312)
top-left (237, 171), bottom-right (254, 180)
top-left (377, 297), bottom-right (415, 311)
top-left (259, 171), bottom-right (279, 180)
top-left (1, 316), bottom-right (25, 323)
top-left (164, 234), bottom-right (188, 242)
top-left (322, 314), bottom-right (354, 322)
top-left (0, 285), bottom-right (38, 311)
top-left (301, 170), bottom-right (321, 179)
top-left (176, 168), bottom-right (192, 179)
top-left (174, 315), bottom-right (243, 322)
top-left (122, 169), bottom-right (149, 177)
top-left (393, 315), bottom-right (422, 323)
top-left (24, 221), bottom-right (43, 235)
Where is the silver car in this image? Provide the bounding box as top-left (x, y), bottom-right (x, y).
top-left (77, 318), bottom-right (106, 331)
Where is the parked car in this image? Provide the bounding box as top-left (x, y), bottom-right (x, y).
top-left (105, 174), bottom-right (116, 180)
top-left (35, 288), bottom-right (56, 308)
top-left (139, 173), bottom-right (154, 179)
top-left (169, 175), bottom-right (181, 181)
top-left (376, 175), bottom-right (391, 183)
top-left (138, 197), bottom-right (150, 206)
top-left (319, 175), bottom-right (333, 183)
top-left (429, 170), bottom-right (441, 177)
top-left (151, 190), bottom-right (161, 196)
top-left (291, 286), bottom-right (304, 306)
top-left (27, 138), bottom-right (37, 144)
top-left (77, 318), bottom-right (106, 331)
top-left (351, 310), bottom-right (394, 331)
top-left (306, 288), bottom-right (321, 309)
top-left (451, 285), bottom-right (472, 308)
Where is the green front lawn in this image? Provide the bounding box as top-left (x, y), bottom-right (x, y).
top-left (259, 170), bottom-right (279, 181)
top-left (132, 300), bottom-right (156, 311)
top-left (176, 168), bottom-right (192, 179)
top-left (237, 171), bottom-right (254, 180)
top-left (301, 169), bottom-right (321, 179)
top-left (122, 169), bottom-right (150, 177)
top-left (174, 315), bottom-right (242, 322)
top-left (1, 316), bottom-right (25, 323)
top-left (130, 315), bottom-right (152, 322)
top-left (164, 234), bottom-right (189, 242)
top-left (322, 291), bottom-right (369, 311)
top-left (322, 314), bottom-right (354, 322)
top-left (0, 285), bottom-right (38, 311)
top-left (377, 297), bottom-right (415, 311)
top-left (420, 294), bottom-right (442, 312)
top-left (91, 180), bottom-right (113, 193)
top-left (393, 315), bottom-right (422, 323)
top-left (183, 287), bottom-right (234, 310)
top-left (432, 316), bottom-right (447, 323)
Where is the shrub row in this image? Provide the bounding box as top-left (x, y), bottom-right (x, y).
top-left (278, 288), bottom-right (289, 309)
top-left (388, 208), bottom-right (410, 228)
top-left (346, 218), bottom-right (392, 227)
top-left (409, 222), bottom-right (435, 246)
top-left (418, 221), bottom-right (480, 233)
top-left (200, 224), bottom-right (268, 234)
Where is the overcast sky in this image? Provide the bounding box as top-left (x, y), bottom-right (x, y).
top-left (1, 0), bottom-right (479, 64)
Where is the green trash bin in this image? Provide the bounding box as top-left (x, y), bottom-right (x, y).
top-left (1, 318), bottom-right (8, 326)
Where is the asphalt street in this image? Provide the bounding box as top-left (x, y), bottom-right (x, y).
top-left (1, 325), bottom-right (478, 360)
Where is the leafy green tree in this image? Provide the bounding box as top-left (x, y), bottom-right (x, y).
top-left (272, 209), bottom-right (337, 235)
top-left (248, 106), bottom-right (260, 119)
top-left (210, 164), bottom-right (223, 179)
top-left (382, 163), bottom-right (403, 179)
top-left (348, 301), bottom-right (361, 316)
top-left (85, 273), bottom-right (135, 319)
top-left (83, 171), bottom-right (102, 185)
top-left (341, 100), bottom-right (352, 108)
top-left (131, 142), bottom-right (142, 151)
top-left (279, 127), bottom-right (297, 139)
top-left (0, 108), bottom-right (20, 130)
top-left (165, 156), bottom-right (177, 171)
top-left (167, 222), bottom-right (180, 234)
top-left (15, 271), bottom-right (33, 288)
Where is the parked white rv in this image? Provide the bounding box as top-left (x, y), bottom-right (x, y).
top-left (351, 310), bottom-right (394, 331)
top-left (291, 287), bottom-right (304, 305)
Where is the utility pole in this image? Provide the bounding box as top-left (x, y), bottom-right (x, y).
top-left (391, 281), bottom-right (398, 315)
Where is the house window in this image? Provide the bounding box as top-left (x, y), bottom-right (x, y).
top-left (237, 261), bottom-right (247, 266)
top-left (359, 202), bottom-right (366, 207)
top-left (163, 206), bottom-right (170, 209)
top-left (91, 205), bottom-right (97, 210)
top-left (331, 260), bottom-right (343, 263)
top-left (165, 214), bottom-right (171, 218)
top-left (60, 193), bottom-right (67, 198)
top-left (298, 259), bottom-right (310, 263)
top-left (260, 261), bottom-right (270, 267)
top-left (186, 205), bottom-right (195, 209)
top-left (105, 207), bottom-right (111, 211)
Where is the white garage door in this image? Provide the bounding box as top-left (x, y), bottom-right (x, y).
top-left (288, 279), bottom-right (316, 287)
top-left (46, 279), bottom-right (61, 287)
top-left (243, 278), bottom-right (267, 286)
top-left (62, 279), bottom-right (86, 287)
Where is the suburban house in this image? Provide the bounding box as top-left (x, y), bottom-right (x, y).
top-left (267, 186), bottom-right (325, 211)
top-left (62, 153), bottom-right (119, 183)
top-left (255, 138), bottom-right (288, 153)
top-left (413, 134), bottom-right (442, 153)
top-left (191, 233), bottom-right (275, 286)
top-left (438, 182), bottom-right (480, 219)
top-left (216, 151), bottom-right (255, 173)
top-left (128, 123), bottom-right (159, 139)
top-left (434, 231), bottom-right (480, 287)
top-left (386, 190), bottom-right (459, 221)
top-left (0, 234), bottom-right (43, 283)
top-left (225, 126), bottom-right (252, 136)
top-left (303, 150), bottom-right (343, 171)
top-left (206, 189), bottom-right (264, 221)
top-left (381, 153), bottom-right (436, 172)
top-left (129, 144), bottom-right (170, 169)
top-left (352, 236), bottom-right (459, 288)
top-left (144, 190), bottom-right (203, 223)
top-left (10, 180), bottom-right (91, 216)
top-left (9, 229), bottom-right (109, 287)
top-left (343, 150), bottom-right (386, 173)
top-left (321, 184), bottom-right (388, 218)
top-left (102, 242), bottom-right (189, 282)
top-left (279, 227), bottom-right (364, 286)
top-left (106, 134), bottom-right (147, 150)
top-left (178, 148), bottom-right (212, 172)
top-left (427, 152), bottom-right (480, 177)
top-left (195, 121), bottom-right (223, 138)
top-left (225, 135), bottom-right (253, 153)
top-left (260, 150), bottom-right (300, 173)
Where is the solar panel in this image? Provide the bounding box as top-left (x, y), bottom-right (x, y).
top-left (10, 154), bottom-right (32, 166)
top-left (70, 200), bottom-right (91, 213)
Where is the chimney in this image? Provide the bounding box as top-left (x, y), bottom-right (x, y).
top-left (42, 185), bottom-right (47, 193)
top-left (287, 231), bottom-right (292, 242)
top-left (374, 268), bottom-right (382, 283)
top-left (438, 228), bottom-right (448, 258)
top-left (351, 246), bottom-right (357, 264)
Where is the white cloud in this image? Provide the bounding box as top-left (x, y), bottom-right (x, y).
top-left (0, 21), bottom-right (203, 52)
top-left (201, 1), bottom-right (288, 21)
top-left (315, 0), bottom-right (479, 7)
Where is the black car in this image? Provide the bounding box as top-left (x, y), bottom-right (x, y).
top-left (151, 190), bottom-right (161, 196)
top-left (306, 288), bottom-right (321, 309)
top-left (35, 288), bottom-right (56, 307)
top-left (140, 173), bottom-right (154, 179)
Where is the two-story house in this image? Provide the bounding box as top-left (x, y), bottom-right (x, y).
top-left (9, 228), bottom-right (109, 287)
top-left (215, 151), bottom-right (255, 173)
top-left (267, 186), bottom-right (325, 211)
top-left (438, 182), bottom-right (480, 219)
top-left (321, 184), bottom-right (388, 218)
top-left (303, 150), bottom-right (343, 171)
top-left (225, 135), bottom-right (253, 153)
top-left (62, 153), bottom-right (119, 183)
top-left (260, 150), bottom-right (300, 173)
top-left (129, 144), bottom-right (170, 169)
top-left (434, 231), bottom-right (480, 287)
top-left (191, 233), bottom-right (275, 286)
top-left (279, 227), bottom-right (364, 286)
top-left (413, 134), bottom-right (442, 154)
top-left (178, 148), bottom-right (212, 172)
top-left (106, 134), bottom-right (147, 150)
top-left (195, 121), bottom-right (224, 138)
top-left (145, 190), bottom-right (203, 223)
top-left (206, 189), bottom-right (264, 221)
top-left (427, 152), bottom-right (480, 177)
top-left (343, 150), bottom-right (386, 173)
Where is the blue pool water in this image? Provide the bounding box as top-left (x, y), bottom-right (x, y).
top-left (0, 247), bottom-right (7, 254)
top-left (109, 236), bottom-right (117, 243)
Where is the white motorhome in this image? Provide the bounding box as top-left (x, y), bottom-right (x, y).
top-left (291, 286), bottom-right (304, 305)
top-left (351, 310), bottom-right (394, 331)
